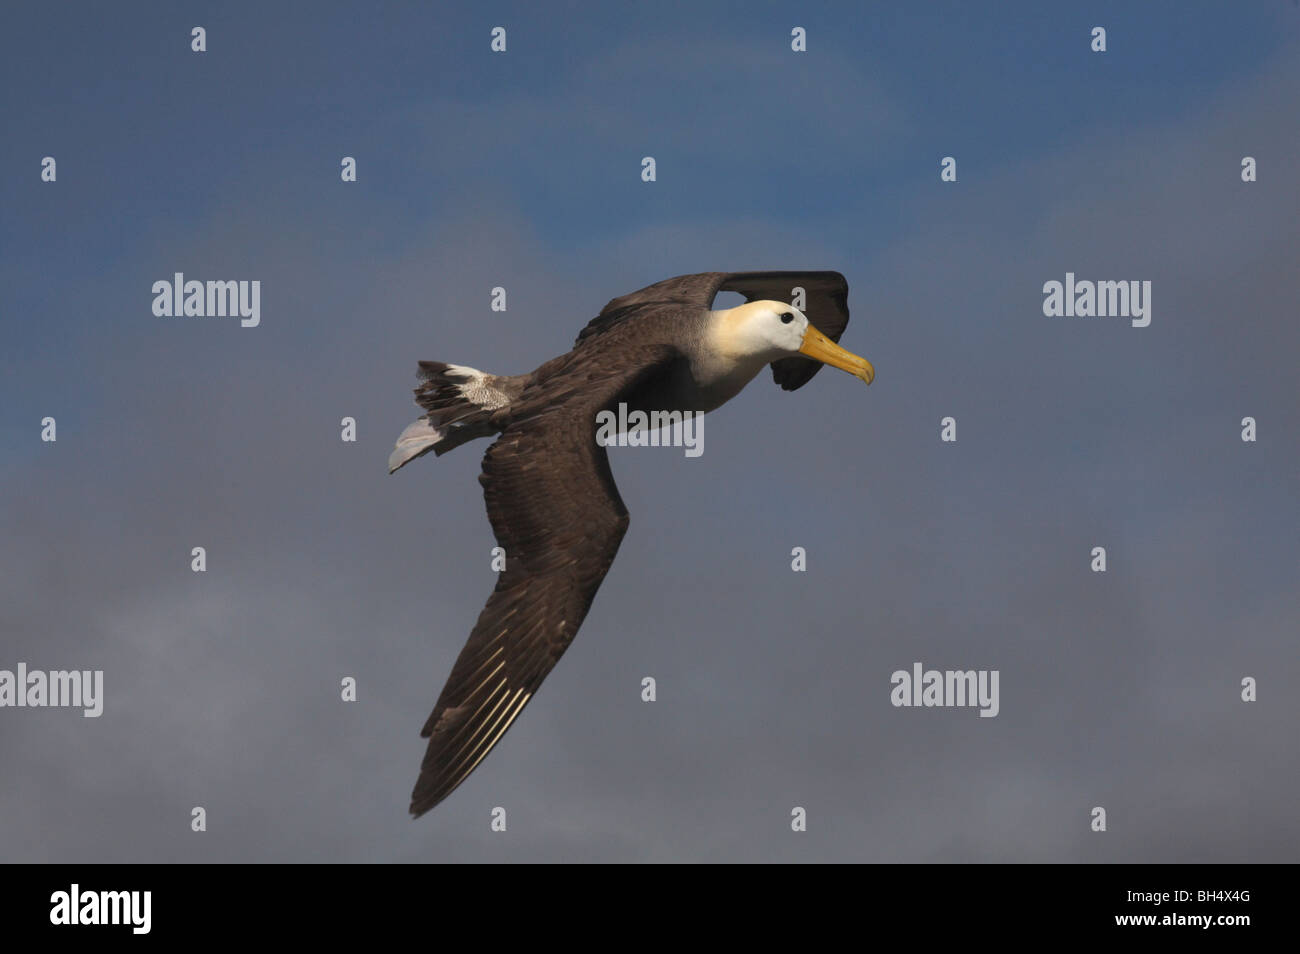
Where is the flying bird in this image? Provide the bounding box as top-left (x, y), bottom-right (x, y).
top-left (389, 271), bottom-right (873, 816)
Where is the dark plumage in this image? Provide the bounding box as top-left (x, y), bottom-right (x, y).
top-left (391, 271), bottom-right (870, 816)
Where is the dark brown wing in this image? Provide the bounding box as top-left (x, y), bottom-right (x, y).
top-left (577, 271), bottom-right (850, 391)
top-left (409, 343), bottom-right (681, 816)
top-left (578, 273), bottom-right (732, 343)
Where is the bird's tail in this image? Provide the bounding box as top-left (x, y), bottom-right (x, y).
top-left (388, 361), bottom-right (521, 474)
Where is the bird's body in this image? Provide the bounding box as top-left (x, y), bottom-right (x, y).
top-left (390, 271), bottom-right (872, 816)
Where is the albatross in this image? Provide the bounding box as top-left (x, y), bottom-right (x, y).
top-left (389, 270), bottom-right (873, 816)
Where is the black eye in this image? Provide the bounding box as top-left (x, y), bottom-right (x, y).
top-left (780, 312), bottom-right (794, 324)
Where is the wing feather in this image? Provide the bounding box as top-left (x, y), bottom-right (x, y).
top-left (409, 343), bottom-right (680, 815)
top-left (576, 271), bottom-right (850, 391)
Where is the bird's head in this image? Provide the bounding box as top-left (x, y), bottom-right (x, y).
top-left (713, 300), bottom-right (874, 384)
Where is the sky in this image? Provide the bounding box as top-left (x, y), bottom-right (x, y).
top-left (1, 1), bottom-right (1297, 862)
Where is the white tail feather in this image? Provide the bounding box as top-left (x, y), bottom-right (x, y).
top-left (388, 418), bottom-right (445, 474)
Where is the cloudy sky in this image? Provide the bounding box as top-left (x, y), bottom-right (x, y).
top-left (2, 2), bottom-right (1297, 862)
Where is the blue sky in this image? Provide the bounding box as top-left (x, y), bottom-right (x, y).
top-left (3, 2), bottom-right (1290, 265)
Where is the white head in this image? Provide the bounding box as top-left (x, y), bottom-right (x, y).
top-left (710, 300), bottom-right (874, 383)
top-left (713, 300), bottom-right (809, 360)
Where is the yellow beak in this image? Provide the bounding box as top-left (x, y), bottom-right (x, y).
top-left (798, 323), bottom-right (874, 385)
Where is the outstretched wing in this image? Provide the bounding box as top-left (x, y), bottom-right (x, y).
top-left (409, 343), bottom-right (681, 816)
top-left (578, 271), bottom-right (850, 391)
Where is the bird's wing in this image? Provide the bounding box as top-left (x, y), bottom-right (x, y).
top-left (410, 343), bottom-right (682, 816)
top-left (579, 271), bottom-right (850, 391)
